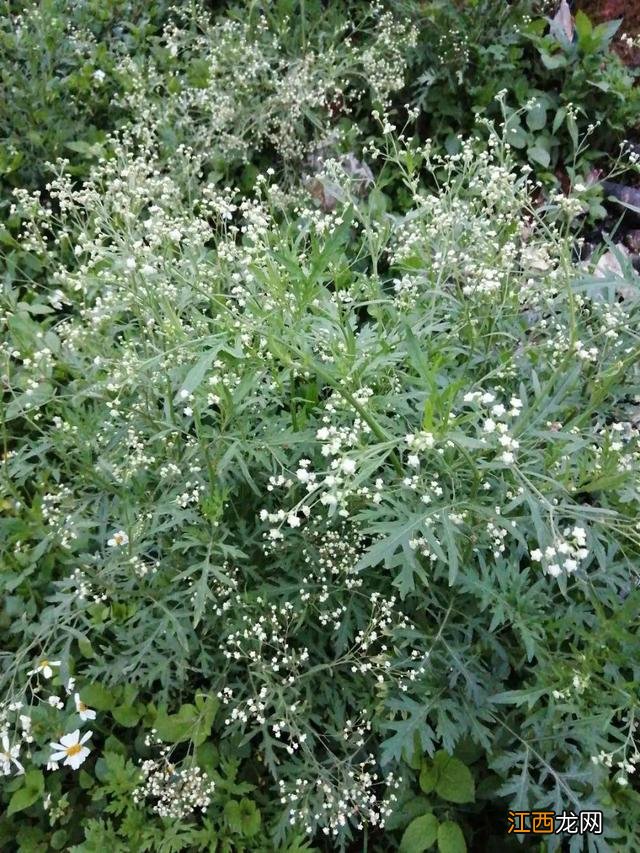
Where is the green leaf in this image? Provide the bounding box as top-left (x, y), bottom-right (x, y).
top-left (112, 704), bottom-right (140, 727)
top-left (50, 829), bottom-right (68, 850)
top-left (573, 10), bottom-right (593, 42)
top-left (400, 814), bottom-right (439, 853)
top-left (552, 107), bottom-right (566, 134)
top-left (539, 50), bottom-right (568, 70)
top-left (527, 144), bottom-right (550, 168)
top-left (429, 751), bottom-right (475, 803)
top-left (7, 769), bottom-right (44, 815)
top-left (155, 703), bottom-right (198, 743)
top-left (154, 696), bottom-right (217, 745)
top-left (80, 683), bottom-right (113, 711)
top-left (225, 799), bottom-right (261, 837)
top-left (419, 762), bottom-right (437, 794)
top-left (179, 347), bottom-right (221, 396)
top-left (437, 821), bottom-right (466, 853)
top-left (526, 102), bottom-right (547, 132)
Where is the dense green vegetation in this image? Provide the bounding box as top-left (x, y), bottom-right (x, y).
top-left (1, 1), bottom-right (639, 850)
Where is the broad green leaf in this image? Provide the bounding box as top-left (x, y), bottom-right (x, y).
top-left (419, 761), bottom-right (437, 794)
top-left (155, 703), bottom-right (198, 743)
top-left (527, 144), bottom-right (550, 168)
top-left (112, 704), bottom-right (140, 727)
top-left (438, 821), bottom-right (467, 853)
top-left (573, 10), bottom-right (593, 42)
top-left (430, 751), bottom-right (475, 803)
top-left (526, 102), bottom-right (547, 132)
top-left (80, 683), bottom-right (113, 711)
top-left (400, 813), bottom-right (439, 853)
top-left (7, 769), bottom-right (44, 815)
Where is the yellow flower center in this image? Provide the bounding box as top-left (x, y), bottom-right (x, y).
top-left (78, 701), bottom-right (87, 712)
top-left (65, 744), bottom-right (82, 757)
top-left (39, 659), bottom-right (49, 668)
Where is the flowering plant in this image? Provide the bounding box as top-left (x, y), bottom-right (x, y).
top-left (1, 1), bottom-right (640, 851)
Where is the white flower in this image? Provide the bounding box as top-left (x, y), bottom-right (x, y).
top-left (0, 734), bottom-right (24, 776)
top-left (547, 564), bottom-right (562, 577)
top-left (28, 659), bottom-right (61, 679)
top-left (341, 458), bottom-right (357, 475)
top-left (107, 530), bottom-right (129, 547)
top-left (483, 419), bottom-right (496, 433)
top-left (74, 693), bottom-right (97, 722)
top-left (530, 549), bottom-right (542, 562)
top-left (572, 526), bottom-right (587, 544)
top-left (92, 69), bottom-right (106, 83)
top-left (49, 729), bottom-right (93, 770)
top-left (48, 695), bottom-right (64, 710)
top-left (501, 451), bottom-right (515, 464)
top-left (407, 454), bottom-right (420, 468)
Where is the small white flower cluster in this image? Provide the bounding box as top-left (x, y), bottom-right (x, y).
top-left (463, 389), bottom-right (523, 465)
top-left (404, 430), bottom-right (435, 471)
top-left (67, 568), bottom-right (108, 604)
top-left (591, 713), bottom-right (640, 788)
top-left (300, 522), bottom-right (365, 601)
top-left (127, 554), bottom-right (159, 579)
top-left (530, 526), bottom-right (589, 578)
top-left (278, 759), bottom-right (402, 836)
top-left (41, 486), bottom-right (78, 549)
top-left (133, 757), bottom-right (215, 819)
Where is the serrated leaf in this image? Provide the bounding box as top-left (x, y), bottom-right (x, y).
top-left (225, 798), bottom-right (261, 837)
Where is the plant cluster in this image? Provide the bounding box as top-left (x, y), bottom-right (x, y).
top-left (1, 1), bottom-right (640, 851)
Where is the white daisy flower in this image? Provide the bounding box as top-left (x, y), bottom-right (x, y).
top-left (74, 694), bottom-right (97, 722)
top-left (0, 734), bottom-right (24, 776)
top-left (107, 530), bottom-right (129, 547)
top-left (49, 729), bottom-right (93, 770)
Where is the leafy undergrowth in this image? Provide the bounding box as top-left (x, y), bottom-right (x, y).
top-left (1, 2), bottom-right (640, 852)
